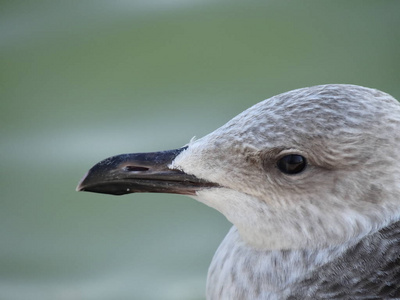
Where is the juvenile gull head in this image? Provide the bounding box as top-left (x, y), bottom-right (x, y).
top-left (77, 84), bottom-right (400, 299)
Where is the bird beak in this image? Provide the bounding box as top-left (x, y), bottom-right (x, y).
top-left (76, 147), bottom-right (218, 196)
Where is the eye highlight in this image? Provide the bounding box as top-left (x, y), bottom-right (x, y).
top-left (277, 154), bottom-right (306, 174)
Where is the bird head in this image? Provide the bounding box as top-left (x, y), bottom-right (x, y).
top-left (78, 85), bottom-right (400, 250)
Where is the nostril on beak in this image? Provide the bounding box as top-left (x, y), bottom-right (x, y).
top-left (124, 166), bottom-right (150, 172)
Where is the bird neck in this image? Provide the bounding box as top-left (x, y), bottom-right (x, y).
top-left (207, 226), bottom-right (356, 299)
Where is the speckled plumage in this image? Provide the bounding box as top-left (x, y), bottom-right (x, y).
top-left (207, 222), bottom-right (400, 299)
top-left (170, 84), bottom-right (400, 299)
top-left (290, 220), bottom-right (400, 299)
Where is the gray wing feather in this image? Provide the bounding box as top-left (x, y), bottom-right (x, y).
top-left (289, 221), bottom-right (400, 299)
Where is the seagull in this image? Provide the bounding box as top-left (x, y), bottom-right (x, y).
top-left (77, 84), bottom-right (400, 299)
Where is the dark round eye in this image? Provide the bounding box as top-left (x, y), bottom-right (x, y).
top-left (277, 154), bottom-right (307, 174)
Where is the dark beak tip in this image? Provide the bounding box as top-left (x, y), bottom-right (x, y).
top-left (76, 171), bottom-right (89, 192)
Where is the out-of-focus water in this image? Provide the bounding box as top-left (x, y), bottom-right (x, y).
top-left (1, 1), bottom-right (399, 299)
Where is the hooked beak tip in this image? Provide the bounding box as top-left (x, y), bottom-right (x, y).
top-left (76, 171), bottom-right (89, 192)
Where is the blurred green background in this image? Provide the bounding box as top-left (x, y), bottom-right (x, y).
top-left (1, 1), bottom-right (399, 299)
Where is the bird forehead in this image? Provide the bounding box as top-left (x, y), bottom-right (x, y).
top-left (211, 85), bottom-right (400, 149)
top-left (233, 86), bottom-right (388, 132)
top-left (177, 85), bottom-right (400, 174)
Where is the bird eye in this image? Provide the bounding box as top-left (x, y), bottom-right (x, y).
top-left (277, 154), bottom-right (306, 174)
